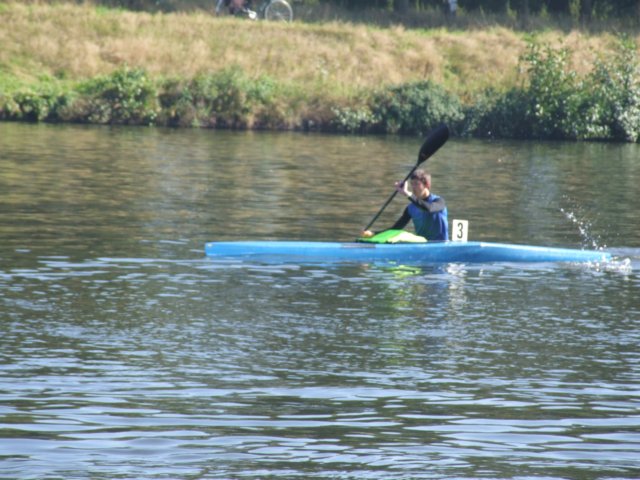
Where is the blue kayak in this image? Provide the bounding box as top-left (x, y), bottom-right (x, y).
top-left (204, 240), bottom-right (611, 264)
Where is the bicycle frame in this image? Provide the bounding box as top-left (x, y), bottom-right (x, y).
top-left (220, 0), bottom-right (292, 22)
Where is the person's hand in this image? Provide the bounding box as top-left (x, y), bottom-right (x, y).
top-left (395, 182), bottom-right (407, 197)
top-left (360, 230), bottom-right (374, 238)
top-left (395, 181), bottom-right (412, 197)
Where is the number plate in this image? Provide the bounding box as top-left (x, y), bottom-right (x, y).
top-left (452, 219), bottom-right (469, 242)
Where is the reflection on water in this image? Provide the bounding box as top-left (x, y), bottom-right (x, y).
top-left (1, 123), bottom-right (640, 479)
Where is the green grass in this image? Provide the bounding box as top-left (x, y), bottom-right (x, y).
top-left (0, 2), bottom-right (630, 98)
top-left (1, 2), bottom-right (638, 141)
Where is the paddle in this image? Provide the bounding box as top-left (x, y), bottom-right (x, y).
top-left (363, 123), bottom-right (450, 232)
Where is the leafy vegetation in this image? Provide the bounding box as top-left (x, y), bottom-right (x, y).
top-left (74, 67), bottom-right (159, 125)
top-left (370, 81), bottom-right (464, 135)
top-left (158, 68), bottom-right (286, 128)
top-left (0, 2), bottom-right (639, 142)
top-left (468, 37), bottom-right (640, 142)
top-left (2, 39), bottom-right (639, 142)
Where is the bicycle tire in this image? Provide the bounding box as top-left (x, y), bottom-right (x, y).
top-left (264, 0), bottom-right (292, 22)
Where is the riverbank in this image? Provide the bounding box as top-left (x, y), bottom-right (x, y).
top-left (1, 2), bottom-right (639, 141)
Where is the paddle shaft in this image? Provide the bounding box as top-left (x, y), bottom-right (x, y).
top-left (363, 167), bottom-right (417, 232)
top-left (363, 124), bottom-right (449, 232)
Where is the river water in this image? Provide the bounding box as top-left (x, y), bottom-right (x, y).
top-left (1, 123), bottom-right (639, 479)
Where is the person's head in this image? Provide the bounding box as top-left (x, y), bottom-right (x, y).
top-left (409, 169), bottom-right (431, 196)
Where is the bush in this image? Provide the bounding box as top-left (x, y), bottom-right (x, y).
top-left (369, 81), bottom-right (464, 135)
top-left (0, 82), bottom-right (72, 122)
top-left (467, 40), bottom-right (640, 143)
top-left (75, 67), bottom-right (159, 125)
top-left (519, 43), bottom-right (586, 140)
top-left (329, 104), bottom-right (377, 133)
top-left (463, 88), bottom-right (531, 139)
top-left (583, 38), bottom-right (640, 142)
top-left (158, 67), bottom-right (285, 129)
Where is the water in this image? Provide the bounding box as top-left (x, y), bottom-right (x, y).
top-left (1, 123), bottom-right (639, 479)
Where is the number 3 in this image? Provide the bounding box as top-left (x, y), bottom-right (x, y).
top-left (451, 219), bottom-right (468, 242)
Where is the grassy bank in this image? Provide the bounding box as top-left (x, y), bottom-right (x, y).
top-left (1, 2), bottom-right (639, 141)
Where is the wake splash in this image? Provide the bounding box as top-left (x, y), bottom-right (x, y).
top-left (560, 207), bottom-right (604, 251)
top-left (560, 207), bottom-right (633, 274)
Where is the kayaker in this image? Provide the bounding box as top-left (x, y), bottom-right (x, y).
top-left (361, 169), bottom-right (449, 241)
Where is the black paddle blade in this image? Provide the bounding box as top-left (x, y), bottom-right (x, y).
top-left (417, 123), bottom-right (449, 166)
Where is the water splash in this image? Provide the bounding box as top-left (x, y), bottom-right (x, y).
top-left (560, 206), bottom-right (633, 274)
top-left (607, 256), bottom-right (633, 274)
top-left (560, 207), bottom-right (604, 251)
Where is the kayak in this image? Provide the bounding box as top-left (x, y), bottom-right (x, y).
top-left (205, 125), bottom-right (613, 266)
top-left (204, 240), bottom-right (611, 264)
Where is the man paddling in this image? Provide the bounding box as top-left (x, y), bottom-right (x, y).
top-left (361, 169), bottom-right (449, 241)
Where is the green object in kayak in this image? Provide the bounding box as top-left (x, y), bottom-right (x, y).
top-left (358, 229), bottom-right (427, 244)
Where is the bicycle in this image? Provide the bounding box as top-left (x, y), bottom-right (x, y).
top-left (216, 0), bottom-right (293, 22)
top-left (258, 0), bottom-right (293, 21)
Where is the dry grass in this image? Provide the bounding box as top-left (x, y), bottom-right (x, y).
top-left (0, 1), bottom-right (634, 98)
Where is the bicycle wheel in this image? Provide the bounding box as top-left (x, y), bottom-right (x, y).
top-left (264, 0), bottom-right (292, 22)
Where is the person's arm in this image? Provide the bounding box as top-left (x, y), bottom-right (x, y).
top-left (389, 207), bottom-right (411, 230)
top-left (361, 207), bottom-right (410, 237)
top-left (410, 195), bottom-right (446, 213)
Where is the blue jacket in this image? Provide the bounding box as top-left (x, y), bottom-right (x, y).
top-left (390, 193), bottom-right (448, 241)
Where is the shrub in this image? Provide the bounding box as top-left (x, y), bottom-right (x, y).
top-left (468, 41), bottom-right (640, 143)
top-left (329, 105), bottom-right (377, 133)
top-left (156, 78), bottom-right (197, 127)
top-left (75, 67), bottom-right (159, 125)
top-left (369, 81), bottom-right (464, 135)
top-left (518, 43), bottom-right (586, 140)
top-left (463, 88), bottom-right (531, 139)
top-left (158, 67), bottom-right (285, 129)
top-left (583, 38), bottom-right (640, 142)
top-left (0, 95), bottom-right (20, 120)
top-left (0, 80), bottom-right (72, 122)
